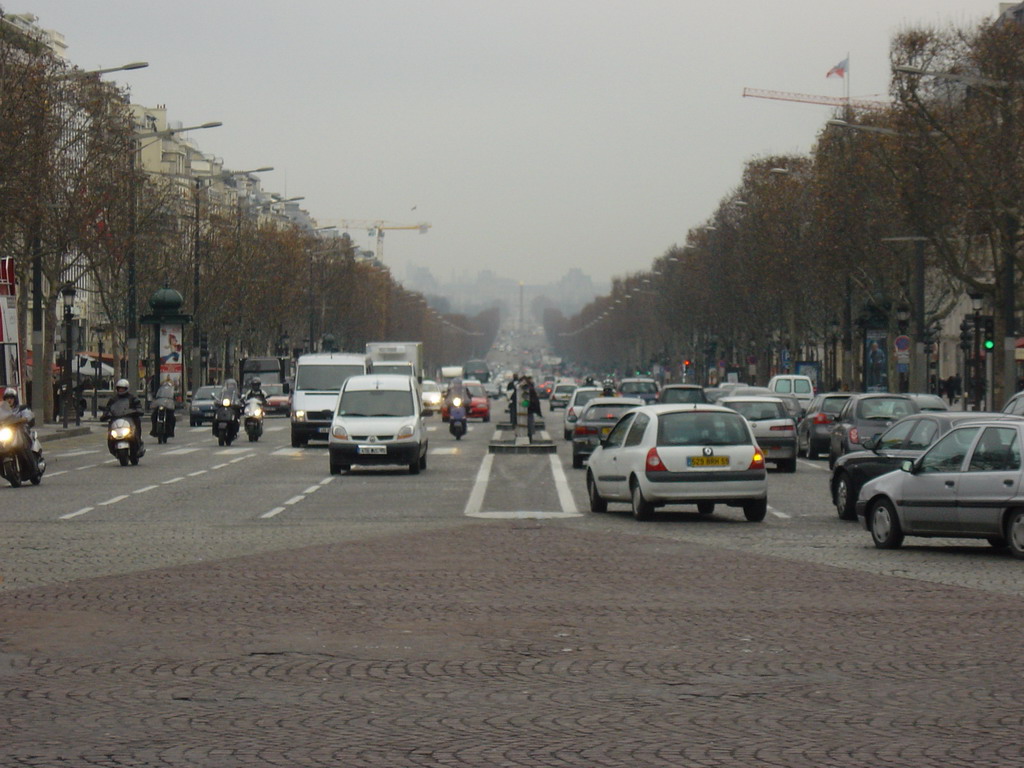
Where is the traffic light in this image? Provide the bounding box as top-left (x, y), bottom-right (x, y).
top-left (200, 331), bottom-right (209, 361)
top-left (982, 316), bottom-right (995, 351)
top-left (959, 319), bottom-right (973, 352)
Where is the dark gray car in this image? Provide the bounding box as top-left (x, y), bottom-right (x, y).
top-left (570, 397), bottom-right (644, 468)
top-left (797, 392), bottom-right (855, 460)
top-left (828, 393), bottom-right (919, 469)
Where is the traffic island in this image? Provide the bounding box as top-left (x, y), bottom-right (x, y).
top-left (488, 425), bottom-right (556, 454)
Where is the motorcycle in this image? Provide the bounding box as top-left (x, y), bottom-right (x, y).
top-left (213, 396), bottom-right (241, 446)
top-left (449, 396), bottom-right (468, 440)
top-left (0, 415), bottom-right (44, 487)
top-left (151, 383), bottom-right (176, 445)
top-left (107, 398), bottom-right (144, 466)
top-left (243, 397), bottom-right (264, 442)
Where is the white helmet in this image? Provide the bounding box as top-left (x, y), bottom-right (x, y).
top-left (115, 378), bottom-right (129, 391)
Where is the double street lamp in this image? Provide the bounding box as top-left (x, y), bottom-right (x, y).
top-left (60, 286), bottom-right (77, 429)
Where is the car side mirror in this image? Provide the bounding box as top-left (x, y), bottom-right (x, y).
top-left (862, 435), bottom-right (878, 451)
top-left (900, 459), bottom-right (915, 473)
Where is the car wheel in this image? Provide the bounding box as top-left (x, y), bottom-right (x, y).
top-left (796, 436), bottom-right (806, 458)
top-left (329, 461), bottom-right (341, 475)
top-left (697, 502), bottom-right (714, 515)
top-left (572, 453), bottom-right (584, 469)
top-left (743, 499), bottom-right (767, 522)
top-left (870, 498), bottom-right (904, 549)
top-left (834, 472), bottom-right (857, 520)
top-left (420, 449), bottom-right (427, 470)
top-left (1005, 509), bottom-right (1024, 559)
top-left (564, 429), bottom-right (572, 441)
top-left (483, 414), bottom-right (490, 423)
top-left (827, 449), bottom-right (837, 471)
top-left (630, 479), bottom-right (654, 521)
top-left (587, 472), bottom-right (607, 513)
top-left (409, 458), bottom-right (421, 475)
top-left (779, 458), bottom-right (797, 473)
top-left (806, 440), bottom-right (820, 461)
top-left (987, 536), bottom-right (1007, 549)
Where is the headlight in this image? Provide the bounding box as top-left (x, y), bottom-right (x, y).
top-left (331, 424), bottom-right (348, 439)
top-left (222, 398), bottom-right (232, 407)
top-left (0, 426), bottom-right (13, 445)
top-left (396, 424), bottom-right (414, 439)
top-left (293, 410), bottom-right (306, 422)
top-left (452, 397), bottom-right (463, 407)
top-left (110, 426), bottom-right (132, 439)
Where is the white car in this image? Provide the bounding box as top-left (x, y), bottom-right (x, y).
top-left (420, 379), bottom-right (442, 414)
top-left (719, 395), bottom-right (797, 473)
top-left (562, 386), bottom-right (602, 440)
top-left (585, 404), bottom-right (768, 522)
top-left (327, 374), bottom-right (427, 475)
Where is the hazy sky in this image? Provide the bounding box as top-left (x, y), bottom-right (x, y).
top-left (14, 1), bottom-right (1001, 285)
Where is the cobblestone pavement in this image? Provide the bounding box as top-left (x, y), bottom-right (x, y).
top-left (3, 521), bottom-right (1023, 767)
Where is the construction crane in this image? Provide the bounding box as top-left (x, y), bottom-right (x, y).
top-left (742, 87), bottom-right (888, 112)
top-left (336, 219), bottom-right (432, 263)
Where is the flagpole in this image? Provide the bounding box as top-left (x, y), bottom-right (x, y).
top-left (845, 51), bottom-right (850, 105)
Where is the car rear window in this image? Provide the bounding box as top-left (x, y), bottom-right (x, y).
top-left (661, 388), bottom-right (706, 404)
top-left (774, 380), bottom-right (793, 393)
top-left (727, 401), bottom-right (787, 421)
top-left (555, 385), bottom-right (575, 395)
top-left (582, 403), bottom-right (636, 422)
top-left (621, 381), bottom-right (657, 394)
top-left (573, 390), bottom-right (600, 407)
top-left (858, 398), bottom-right (915, 420)
top-left (821, 396), bottom-right (850, 414)
top-left (657, 411), bottom-right (752, 447)
top-left (794, 380), bottom-right (812, 394)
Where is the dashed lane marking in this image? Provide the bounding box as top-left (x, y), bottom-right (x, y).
top-left (769, 506), bottom-right (791, 519)
top-left (259, 476), bottom-right (335, 519)
top-left (133, 485), bottom-right (159, 494)
top-left (797, 459), bottom-right (829, 472)
top-left (60, 507), bottom-right (93, 520)
top-left (98, 494), bottom-right (129, 506)
top-left (260, 506), bottom-right (285, 519)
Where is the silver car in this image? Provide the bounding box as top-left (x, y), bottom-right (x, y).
top-left (562, 386), bottom-right (602, 440)
top-left (719, 395), bottom-right (797, 472)
top-left (857, 420), bottom-right (1024, 557)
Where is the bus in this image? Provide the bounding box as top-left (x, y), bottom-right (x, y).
top-left (463, 358), bottom-right (490, 383)
top-left (239, 356), bottom-right (290, 387)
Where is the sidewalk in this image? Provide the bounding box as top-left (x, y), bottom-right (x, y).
top-left (35, 415), bottom-right (101, 443)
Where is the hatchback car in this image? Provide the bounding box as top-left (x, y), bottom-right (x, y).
top-left (585, 404), bottom-right (768, 522)
top-left (328, 374), bottom-right (427, 475)
top-left (857, 420), bottom-right (1024, 557)
top-left (264, 383), bottom-right (291, 415)
top-left (571, 396), bottom-right (644, 468)
top-left (549, 381), bottom-right (577, 411)
top-left (420, 379), bottom-right (442, 414)
top-left (562, 386), bottom-right (602, 440)
top-left (719, 395), bottom-right (797, 472)
top-left (658, 384), bottom-right (708, 404)
top-left (831, 411), bottom-right (1020, 520)
top-left (618, 377), bottom-right (659, 404)
top-left (440, 380), bottom-right (490, 422)
top-left (189, 385), bottom-right (222, 426)
top-left (796, 392), bottom-right (855, 460)
top-left (828, 393), bottom-right (919, 468)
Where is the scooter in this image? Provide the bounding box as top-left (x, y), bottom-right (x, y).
top-left (107, 399), bottom-right (144, 466)
top-left (449, 397), bottom-right (467, 440)
top-left (0, 416), bottom-right (44, 487)
top-left (213, 397), bottom-right (240, 446)
top-left (150, 383), bottom-right (176, 445)
top-left (243, 397), bottom-right (264, 442)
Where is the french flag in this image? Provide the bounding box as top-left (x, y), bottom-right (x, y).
top-left (827, 58), bottom-right (848, 79)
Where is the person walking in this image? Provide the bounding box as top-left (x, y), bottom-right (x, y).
top-left (506, 373), bottom-right (520, 428)
top-left (524, 375), bottom-right (542, 442)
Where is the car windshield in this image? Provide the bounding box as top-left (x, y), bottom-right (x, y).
top-left (661, 388), bottom-right (705, 404)
top-left (582, 403), bottom-right (636, 422)
top-left (466, 383), bottom-right (485, 397)
top-left (621, 381), bottom-right (657, 394)
top-left (727, 401), bottom-right (787, 421)
top-left (295, 365), bottom-right (365, 391)
top-left (373, 364), bottom-right (412, 375)
top-left (858, 397), bottom-right (915, 420)
top-left (195, 387), bottom-right (220, 400)
top-left (573, 390), bottom-right (601, 407)
top-left (422, 381), bottom-right (440, 393)
top-left (264, 384), bottom-right (284, 396)
top-left (657, 411), bottom-right (752, 446)
top-left (337, 389), bottom-right (414, 417)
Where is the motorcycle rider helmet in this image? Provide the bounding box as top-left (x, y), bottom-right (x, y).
top-left (115, 378), bottom-right (130, 394)
top-left (2, 389), bottom-right (16, 405)
top-left (250, 378), bottom-right (261, 389)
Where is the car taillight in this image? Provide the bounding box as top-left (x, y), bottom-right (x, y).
top-left (813, 412), bottom-right (833, 425)
top-left (849, 427), bottom-right (860, 444)
top-left (567, 407), bottom-right (576, 420)
top-left (574, 425), bottom-right (597, 436)
top-left (646, 447), bottom-right (667, 472)
top-left (770, 424), bottom-right (794, 431)
top-left (748, 448), bottom-right (766, 470)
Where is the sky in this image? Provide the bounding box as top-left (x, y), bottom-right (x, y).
top-left (11, 0), bottom-right (1003, 287)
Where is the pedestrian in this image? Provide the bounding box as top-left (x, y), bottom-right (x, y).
top-left (506, 373), bottom-right (520, 428)
top-left (524, 375), bottom-right (542, 442)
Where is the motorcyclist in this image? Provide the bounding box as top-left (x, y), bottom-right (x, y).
top-left (103, 378), bottom-right (144, 447)
top-left (149, 381), bottom-right (177, 438)
top-left (444, 377), bottom-right (469, 411)
top-left (0, 388), bottom-right (42, 477)
top-left (585, 375), bottom-right (596, 387)
top-left (244, 377), bottom-right (268, 406)
top-left (602, 378), bottom-right (616, 397)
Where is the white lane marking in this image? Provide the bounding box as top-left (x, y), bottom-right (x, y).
top-left (271, 448), bottom-right (303, 457)
top-left (431, 447), bottom-right (459, 455)
top-left (284, 495), bottom-right (304, 505)
top-left (75, 464), bottom-right (97, 471)
top-left (319, 476), bottom-right (335, 486)
top-left (229, 455), bottom-right (253, 464)
top-left (51, 449), bottom-right (99, 458)
top-left (211, 463), bottom-right (229, 470)
top-left (260, 506), bottom-right (286, 519)
top-left (264, 424), bottom-right (285, 432)
top-left (797, 459), bottom-right (829, 472)
top-left (133, 485), bottom-right (159, 494)
top-left (549, 453), bottom-right (580, 515)
top-left (472, 510), bottom-right (582, 519)
top-left (463, 453), bottom-right (494, 517)
top-left (303, 484), bottom-right (321, 495)
top-left (769, 506), bottom-right (791, 519)
top-left (188, 469), bottom-right (208, 477)
top-left (99, 494), bottom-right (129, 506)
top-left (47, 470), bottom-right (67, 478)
top-left (162, 477), bottom-right (184, 485)
top-left (60, 507), bottom-right (93, 520)
top-left (163, 448), bottom-right (201, 456)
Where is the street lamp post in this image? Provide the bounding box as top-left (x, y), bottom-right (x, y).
top-left (60, 286), bottom-right (77, 429)
top-left (91, 325), bottom-right (106, 418)
top-left (969, 291), bottom-right (985, 410)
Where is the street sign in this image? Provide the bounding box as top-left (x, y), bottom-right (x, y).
top-left (894, 335), bottom-right (911, 364)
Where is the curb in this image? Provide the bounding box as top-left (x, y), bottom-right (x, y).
top-left (38, 426), bottom-right (93, 443)
top-left (488, 428), bottom-right (556, 454)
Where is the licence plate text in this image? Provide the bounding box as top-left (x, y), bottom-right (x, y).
top-left (687, 456), bottom-right (729, 467)
top-left (358, 445), bottom-right (387, 455)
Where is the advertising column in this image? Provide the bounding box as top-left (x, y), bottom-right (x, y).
top-left (0, 258), bottom-right (22, 399)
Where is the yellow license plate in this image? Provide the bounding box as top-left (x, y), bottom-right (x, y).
top-left (688, 456), bottom-right (729, 467)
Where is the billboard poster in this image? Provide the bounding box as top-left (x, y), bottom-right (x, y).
top-left (0, 257), bottom-right (21, 396)
top-left (159, 324), bottom-right (183, 396)
top-left (864, 330), bottom-right (889, 392)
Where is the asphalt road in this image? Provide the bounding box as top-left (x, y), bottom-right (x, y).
top-left (2, 408), bottom-right (1023, 766)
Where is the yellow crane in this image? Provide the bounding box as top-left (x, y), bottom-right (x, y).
top-left (337, 219), bottom-right (432, 262)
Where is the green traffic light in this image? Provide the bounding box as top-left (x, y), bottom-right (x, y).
top-left (984, 339), bottom-right (995, 350)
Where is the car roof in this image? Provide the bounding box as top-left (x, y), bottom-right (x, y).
top-left (917, 411), bottom-right (1024, 423)
top-left (662, 383), bottom-right (703, 389)
top-left (583, 396), bottom-right (644, 407)
top-left (720, 395), bottom-right (787, 404)
top-left (634, 403), bottom-right (743, 416)
top-left (342, 374), bottom-right (414, 391)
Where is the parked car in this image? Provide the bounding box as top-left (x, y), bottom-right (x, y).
top-left (767, 374), bottom-right (816, 409)
top-left (585, 404), bottom-right (769, 522)
top-left (562, 386), bottom-right (602, 440)
top-left (260, 383), bottom-right (289, 416)
top-left (549, 380), bottom-right (577, 411)
top-left (719, 395), bottom-right (797, 472)
top-left (420, 379), bottom-right (442, 414)
top-left (828, 393), bottom-right (919, 468)
top-left (857, 419), bottom-right (1024, 557)
top-left (571, 396), bottom-right (644, 468)
top-left (189, 385), bottom-right (222, 426)
top-left (908, 393), bottom-right (950, 412)
top-left (440, 379), bottom-right (490, 422)
top-left (797, 392), bottom-right (855, 460)
top-left (831, 411), bottom-right (1020, 520)
top-left (618, 377), bottom-right (659, 404)
top-left (658, 384), bottom-right (708, 404)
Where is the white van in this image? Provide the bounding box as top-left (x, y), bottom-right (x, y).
top-left (328, 374), bottom-right (427, 475)
top-left (290, 352), bottom-right (370, 447)
top-left (767, 374), bottom-right (815, 409)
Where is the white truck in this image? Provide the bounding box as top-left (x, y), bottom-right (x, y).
top-left (366, 341), bottom-right (424, 382)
